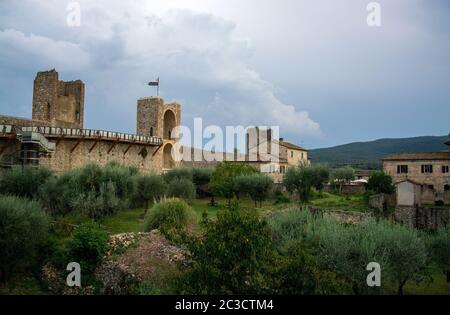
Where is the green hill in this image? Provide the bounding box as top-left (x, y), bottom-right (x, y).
top-left (309, 135), bottom-right (449, 169)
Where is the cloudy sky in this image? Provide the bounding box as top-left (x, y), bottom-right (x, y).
top-left (0, 0), bottom-right (449, 149)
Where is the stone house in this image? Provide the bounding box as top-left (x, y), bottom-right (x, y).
top-left (245, 127), bottom-right (309, 182)
top-left (382, 136), bottom-right (450, 205)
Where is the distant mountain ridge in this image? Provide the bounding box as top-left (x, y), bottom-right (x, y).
top-left (309, 135), bottom-right (449, 169)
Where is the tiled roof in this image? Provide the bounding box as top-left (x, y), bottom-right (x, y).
top-left (383, 152), bottom-right (450, 161)
top-left (279, 140), bottom-right (308, 151)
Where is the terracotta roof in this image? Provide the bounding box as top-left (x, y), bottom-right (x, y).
top-left (383, 152), bottom-right (450, 161)
top-left (279, 140), bottom-right (308, 151)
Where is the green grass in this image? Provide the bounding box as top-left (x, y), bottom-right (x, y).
top-left (403, 269), bottom-right (450, 295)
top-left (308, 192), bottom-right (371, 212)
top-left (101, 208), bottom-right (146, 234)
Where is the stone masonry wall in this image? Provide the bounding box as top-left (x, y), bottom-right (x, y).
top-left (38, 139), bottom-right (163, 174)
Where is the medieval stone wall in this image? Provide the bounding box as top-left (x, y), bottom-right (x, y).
top-left (38, 138), bottom-right (163, 174)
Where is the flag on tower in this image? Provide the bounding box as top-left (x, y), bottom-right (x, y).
top-left (148, 77), bottom-right (159, 86)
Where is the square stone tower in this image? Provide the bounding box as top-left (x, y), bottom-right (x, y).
top-left (136, 97), bottom-right (181, 139)
top-left (32, 69), bottom-right (84, 128)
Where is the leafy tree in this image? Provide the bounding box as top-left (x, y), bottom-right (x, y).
top-left (135, 174), bottom-right (167, 210)
top-left (309, 164), bottom-right (330, 191)
top-left (209, 162), bottom-right (258, 205)
top-left (0, 196), bottom-right (49, 283)
top-left (0, 166), bottom-right (53, 199)
top-left (428, 228), bottom-right (450, 283)
top-left (330, 166), bottom-right (355, 194)
top-left (192, 168), bottom-right (214, 197)
top-left (178, 205), bottom-right (275, 294)
top-left (379, 223), bottom-right (429, 295)
top-left (163, 168), bottom-right (193, 184)
top-left (167, 178), bottom-right (196, 202)
top-left (235, 174), bottom-right (273, 207)
top-left (365, 171), bottom-right (395, 194)
top-left (283, 165), bottom-right (315, 202)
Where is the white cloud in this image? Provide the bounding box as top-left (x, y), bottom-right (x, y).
top-left (0, 29), bottom-right (90, 71)
top-left (0, 1), bottom-right (321, 138)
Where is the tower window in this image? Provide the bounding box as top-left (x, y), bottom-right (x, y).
top-left (150, 127), bottom-right (153, 137)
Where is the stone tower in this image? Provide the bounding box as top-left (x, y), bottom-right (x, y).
top-left (136, 97), bottom-right (181, 139)
top-left (32, 69), bottom-right (84, 128)
top-left (136, 97), bottom-right (181, 170)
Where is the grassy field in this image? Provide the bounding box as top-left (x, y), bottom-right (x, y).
top-left (308, 192), bottom-right (371, 212)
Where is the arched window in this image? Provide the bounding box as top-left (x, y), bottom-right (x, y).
top-left (163, 110), bottom-right (176, 140)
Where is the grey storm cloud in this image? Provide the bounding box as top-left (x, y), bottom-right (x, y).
top-left (0, 0), bottom-right (320, 139)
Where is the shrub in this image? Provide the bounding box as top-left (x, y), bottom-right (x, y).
top-left (365, 171), bottom-right (395, 195)
top-left (134, 174), bottom-right (167, 209)
top-left (0, 166), bottom-right (53, 199)
top-left (273, 188), bottom-right (290, 205)
top-left (167, 178), bottom-right (196, 201)
top-left (65, 222), bottom-right (109, 283)
top-left (0, 196), bottom-right (49, 283)
top-left (234, 174), bottom-right (273, 207)
top-left (209, 162), bottom-right (258, 205)
top-left (144, 198), bottom-right (196, 232)
top-left (178, 205), bottom-right (275, 294)
top-left (163, 168), bottom-right (193, 184)
top-left (70, 182), bottom-right (120, 220)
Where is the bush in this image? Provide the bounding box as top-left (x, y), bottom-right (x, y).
top-left (209, 162), bottom-right (258, 204)
top-left (70, 182), bottom-right (120, 220)
top-left (65, 222), bottom-right (109, 283)
top-left (144, 198), bottom-right (196, 232)
top-left (178, 205), bottom-right (275, 294)
top-left (167, 178), bottom-right (196, 201)
top-left (234, 174), bottom-right (273, 207)
top-left (163, 168), bottom-right (193, 184)
top-left (365, 171), bottom-right (395, 195)
top-left (0, 166), bottom-right (53, 199)
top-left (134, 174), bottom-right (167, 209)
top-left (39, 163), bottom-right (137, 217)
top-left (0, 196), bottom-right (49, 283)
top-left (273, 188), bottom-right (290, 205)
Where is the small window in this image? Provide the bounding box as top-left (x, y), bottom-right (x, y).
top-left (290, 151), bottom-right (294, 158)
top-left (445, 184), bottom-right (450, 191)
top-left (301, 152), bottom-right (304, 159)
top-left (428, 185), bottom-right (434, 190)
top-left (280, 166), bottom-right (286, 174)
top-left (397, 165), bottom-right (408, 174)
top-left (150, 127), bottom-right (153, 137)
top-left (421, 164), bottom-right (433, 173)
top-left (442, 165), bottom-right (449, 173)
